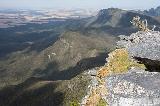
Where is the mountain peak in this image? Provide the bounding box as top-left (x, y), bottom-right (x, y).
top-left (98, 8), bottom-right (124, 16)
top-left (86, 8), bottom-right (160, 29)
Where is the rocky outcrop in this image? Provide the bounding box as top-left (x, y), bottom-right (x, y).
top-left (105, 68), bottom-right (160, 106)
top-left (82, 31), bottom-right (160, 106)
top-left (117, 31), bottom-right (160, 72)
top-left (117, 31), bottom-right (160, 61)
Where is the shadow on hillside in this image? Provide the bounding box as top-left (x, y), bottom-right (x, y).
top-left (104, 27), bottom-right (137, 36)
top-left (33, 52), bottom-right (108, 81)
top-left (84, 26), bottom-right (138, 37)
top-left (0, 77), bottom-right (64, 106)
top-left (26, 34), bottom-right (59, 52)
top-left (0, 52), bottom-right (108, 106)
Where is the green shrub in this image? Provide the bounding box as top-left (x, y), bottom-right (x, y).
top-left (97, 98), bottom-right (108, 106)
top-left (70, 101), bottom-right (80, 106)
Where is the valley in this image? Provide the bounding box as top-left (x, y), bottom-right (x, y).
top-left (0, 7), bottom-right (160, 106)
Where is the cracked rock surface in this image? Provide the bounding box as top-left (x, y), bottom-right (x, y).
top-left (117, 31), bottom-right (160, 61)
top-left (105, 68), bottom-right (160, 106)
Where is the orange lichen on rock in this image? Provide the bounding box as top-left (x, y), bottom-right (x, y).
top-left (97, 67), bottom-right (110, 79)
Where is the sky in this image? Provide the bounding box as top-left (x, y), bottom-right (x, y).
top-left (0, 0), bottom-right (160, 10)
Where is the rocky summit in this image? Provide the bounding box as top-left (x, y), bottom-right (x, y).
top-left (82, 31), bottom-right (160, 106)
top-left (117, 31), bottom-right (160, 61)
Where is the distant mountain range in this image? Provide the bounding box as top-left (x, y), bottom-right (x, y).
top-left (143, 6), bottom-right (160, 16)
top-left (86, 8), bottom-right (160, 28)
top-left (0, 6), bottom-right (160, 106)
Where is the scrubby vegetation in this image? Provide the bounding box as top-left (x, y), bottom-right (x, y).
top-left (63, 74), bottom-right (91, 106)
top-left (0, 73), bottom-right (90, 106)
top-left (130, 16), bottom-right (150, 31)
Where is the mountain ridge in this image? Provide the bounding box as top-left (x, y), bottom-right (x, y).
top-left (0, 7), bottom-right (160, 106)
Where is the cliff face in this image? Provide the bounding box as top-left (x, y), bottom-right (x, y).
top-left (82, 31), bottom-right (160, 106)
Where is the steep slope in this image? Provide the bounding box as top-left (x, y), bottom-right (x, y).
top-left (0, 21), bottom-right (65, 58)
top-left (0, 73), bottom-right (91, 106)
top-left (86, 8), bottom-right (127, 28)
top-left (0, 30), bottom-right (116, 106)
top-left (0, 31), bottom-right (116, 88)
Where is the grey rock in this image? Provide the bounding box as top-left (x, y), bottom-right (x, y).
top-left (105, 68), bottom-right (160, 106)
top-left (81, 31), bottom-right (160, 106)
top-left (109, 31), bottom-right (160, 105)
top-left (81, 68), bottom-right (100, 105)
top-left (117, 31), bottom-right (160, 61)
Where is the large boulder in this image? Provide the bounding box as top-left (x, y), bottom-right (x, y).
top-left (117, 31), bottom-right (160, 61)
top-left (108, 31), bottom-right (160, 105)
top-left (105, 68), bottom-right (160, 106)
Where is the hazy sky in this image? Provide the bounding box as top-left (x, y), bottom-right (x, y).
top-left (0, 0), bottom-right (160, 10)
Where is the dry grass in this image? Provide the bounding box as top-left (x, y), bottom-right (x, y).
top-left (85, 88), bottom-right (101, 106)
top-left (107, 48), bottom-right (131, 74)
top-left (85, 82), bottom-right (108, 106)
top-left (97, 48), bottom-right (146, 78)
top-left (96, 67), bottom-right (110, 79)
